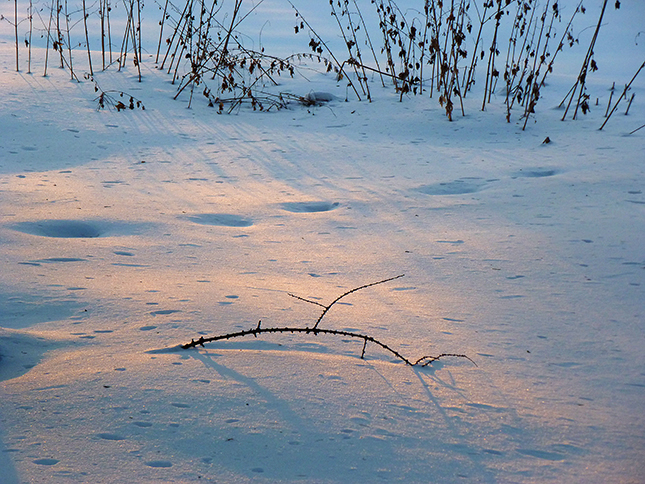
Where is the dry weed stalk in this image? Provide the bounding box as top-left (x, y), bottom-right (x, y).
top-left (156, 0), bottom-right (299, 111)
top-left (181, 275), bottom-right (475, 368)
top-left (560, 0), bottom-right (621, 121)
top-left (600, 60), bottom-right (645, 130)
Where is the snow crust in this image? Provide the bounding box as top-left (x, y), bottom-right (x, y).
top-left (1, 1), bottom-right (644, 482)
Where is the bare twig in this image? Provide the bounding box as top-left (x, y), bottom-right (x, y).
top-left (181, 323), bottom-right (475, 368)
top-left (291, 274), bottom-right (404, 330)
top-left (600, 60), bottom-right (645, 130)
top-left (181, 275), bottom-right (475, 368)
top-left (562, 0), bottom-right (609, 121)
top-left (628, 124), bottom-right (645, 135)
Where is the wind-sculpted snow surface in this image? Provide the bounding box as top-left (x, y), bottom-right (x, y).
top-left (1, 6), bottom-right (644, 482)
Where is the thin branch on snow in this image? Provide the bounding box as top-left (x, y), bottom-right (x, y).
top-left (181, 275), bottom-right (476, 368)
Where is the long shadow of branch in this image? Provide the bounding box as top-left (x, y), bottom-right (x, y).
top-left (188, 349), bottom-right (312, 435)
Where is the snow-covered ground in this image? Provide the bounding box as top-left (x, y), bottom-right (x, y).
top-left (1, 1), bottom-right (644, 482)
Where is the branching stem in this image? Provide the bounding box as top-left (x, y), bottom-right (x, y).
top-left (181, 324), bottom-right (475, 368)
top-left (290, 274), bottom-right (404, 330)
top-left (181, 275), bottom-right (475, 368)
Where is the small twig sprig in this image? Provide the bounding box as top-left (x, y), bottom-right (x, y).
top-left (288, 274), bottom-right (404, 330)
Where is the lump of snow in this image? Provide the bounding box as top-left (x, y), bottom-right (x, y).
top-left (302, 92), bottom-right (335, 105)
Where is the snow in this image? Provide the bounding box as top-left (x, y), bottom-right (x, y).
top-left (1, 1), bottom-right (644, 482)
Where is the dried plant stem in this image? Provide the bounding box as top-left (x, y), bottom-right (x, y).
top-left (107, 0), bottom-right (113, 65)
top-left (536, 1), bottom-right (582, 92)
top-left (43, 0), bottom-right (55, 76)
top-left (604, 86), bottom-right (614, 117)
top-left (159, 0), bottom-right (191, 70)
top-left (482, 0), bottom-right (504, 111)
top-left (100, 0), bottom-right (106, 68)
top-left (464, 0), bottom-right (490, 95)
top-left (289, 1), bottom-right (361, 101)
top-left (82, 0), bottom-right (93, 76)
top-left (64, 0), bottom-right (77, 80)
top-left (625, 93), bottom-right (634, 115)
top-left (352, 0), bottom-right (385, 87)
top-left (521, 2), bottom-right (553, 131)
top-left (628, 124), bottom-right (645, 135)
top-left (291, 274), bottom-right (404, 330)
top-left (211, 0), bottom-right (242, 83)
top-left (181, 274), bottom-right (475, 368)
top-left (27, 0), bottom-right (33, 73)
top-left (600, 60), bottom-right (645, 130)
top-left (374, 0), bottom-right (398, 91)
top-left (182, 324), bottom-right (475, 368)
top-left (14, 0), bottom-right (19, 71)
top-left (41, 0), bottom-right (75, 78)
top-left (156, 0), bottom-right (169, 63)
top-left (562, 0), bottom-right (608, 121)
top-left (137, 0), bottom-right (142, 61)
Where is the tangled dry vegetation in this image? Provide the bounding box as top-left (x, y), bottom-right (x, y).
top-left (1, 0), bottom-right (639, 128)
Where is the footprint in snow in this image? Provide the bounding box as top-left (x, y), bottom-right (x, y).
top-left (31, 258), bottom-right (87, 263)
top-left (97, 433), bottom-right (126, 441)
top-left (415, 179), bottom-right (488, 195)
top-left (145, 460), bottom-right (173, 468)
top-left (185, 213), bottom-right (253, 227)
top-left (9, 219), bottom-right (148, 237)
top-left (511, 167), bottom-right (560, 178)
top-left (150, 310), bottom-right (181, 316)
top-left (170, 402), bottom-right (191, 408)
top-left (132, 421), bottom-right (153, 427)
top-left (33, 458), bottom-right (59, 466)
top-left (281, 201), bottom-right (340, 213)
top-left (11, 220), bottom-right (102, 238)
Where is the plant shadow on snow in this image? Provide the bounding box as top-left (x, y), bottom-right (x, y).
top-left (510, 167), bottom-right (562, 178)
top-left (0, 292), bottom-right (87, 330)
top-left (0, 291), bottom-right (84, 380)
top-left (175, 348), bottom-right (501, 482)
top-left (0, 330), bottom-right (66, 382)
top-left (0, 425), bottom-right (19, 484)
top-left (0, 329), bottom-right (70, 483)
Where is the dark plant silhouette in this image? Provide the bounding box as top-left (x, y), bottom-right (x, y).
top-left (182, 275), bottom-right (476, 368)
